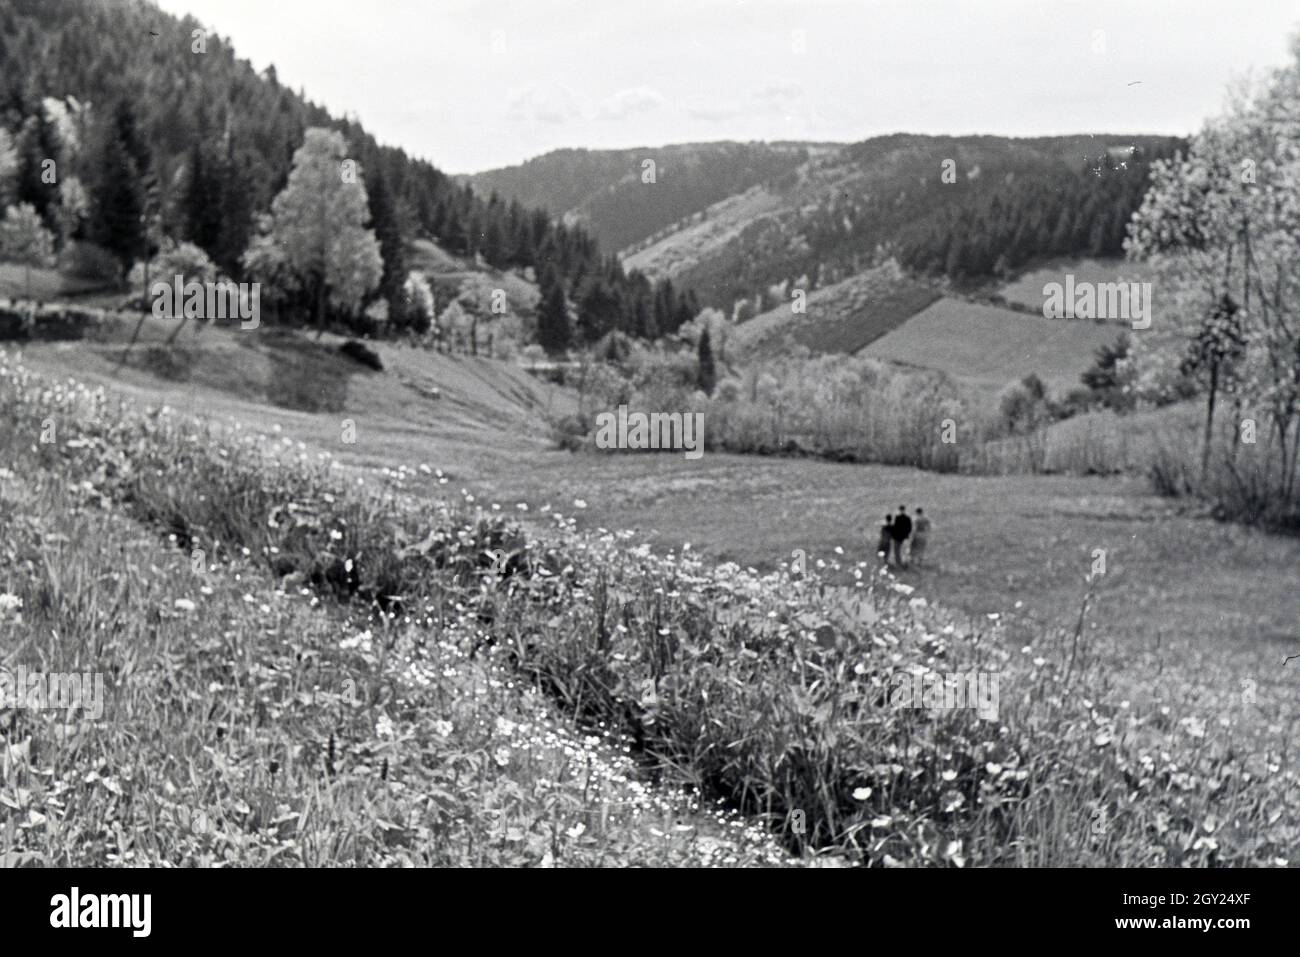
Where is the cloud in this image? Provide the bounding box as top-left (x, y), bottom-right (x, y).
top-left (751, 78), bottom-right (804, 104)
top-left (506, 83), bottom-right (582, 125)
top-left (597, 85), bottom-right (666, 120)
top-left (682, 95), bottom-right (744, 122)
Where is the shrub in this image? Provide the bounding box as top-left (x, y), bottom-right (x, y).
top-left (339, 339), bottom-right (383, 371)
top-left (60, 240), bottom-right (123, 285)
top-left (549, 413), bottom-right (589, 452)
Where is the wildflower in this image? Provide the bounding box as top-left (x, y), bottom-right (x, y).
top-left (940, 790), bottom-right (965, 813)
top-left (943, 840), bottom-right (966, 867)
top-left (852, 787), bottom-right (872, 801)
top-left (173, 598), bottom-right (197, 613)
top-left (493, 747), bottom-right (511, 767)
top-left (431, 720), bottom-right (453, 738)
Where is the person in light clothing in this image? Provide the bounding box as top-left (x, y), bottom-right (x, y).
top-left (911, 508), bottom-right (931, 566)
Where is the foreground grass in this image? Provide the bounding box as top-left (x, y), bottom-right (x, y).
top-left (0, 416), bottom-right (787, 866)
top-left (0, 351), bottom-right (1295, 866)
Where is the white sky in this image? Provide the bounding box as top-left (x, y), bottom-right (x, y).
top-left (153, 0), bottom-right (1299, 174)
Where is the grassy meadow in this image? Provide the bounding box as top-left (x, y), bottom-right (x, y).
top-left (2, 329), bottom-right (1297, 866)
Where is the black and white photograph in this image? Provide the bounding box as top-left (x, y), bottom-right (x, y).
top-left (0, 0), bottom-right (1297, 934)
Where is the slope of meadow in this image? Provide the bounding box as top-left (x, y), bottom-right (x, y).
top-left (14, 311), bottom-right (575, 475)
top-left (732, 264), bottom-right (942, 358)
top-left (0, 353), bottom-right (788, 867)
top-left (2, 350), bottom-right (1294, 866)
top-left (861, 297), bottom-right (1124, 398)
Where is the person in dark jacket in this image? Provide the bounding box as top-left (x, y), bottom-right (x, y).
top-left (890, 506), bottom-right (912, 567)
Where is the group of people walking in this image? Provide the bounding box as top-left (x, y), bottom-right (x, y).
top-left (876, 506), bottom-right (930, 568)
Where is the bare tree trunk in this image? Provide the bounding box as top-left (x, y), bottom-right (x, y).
top-left (1201, 364), bottom-right (1218, 485)
top-left (315, 275), bottom-right (327, 340)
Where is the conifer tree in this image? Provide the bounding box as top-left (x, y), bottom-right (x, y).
top-left (536, 269), bottom-right (571, 355)
top-left (697, 327), bottom-right (717, 395)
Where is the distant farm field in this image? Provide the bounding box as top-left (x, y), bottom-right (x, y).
top-left (860, 297), bottom-right (1124, 397)
top-left (735, 268), bottom-right (942, 358)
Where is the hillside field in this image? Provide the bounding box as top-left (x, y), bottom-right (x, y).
top-left (861, 297), bottom-right (1124, 398)
top-left (733, 267), bottom-right (942, 358)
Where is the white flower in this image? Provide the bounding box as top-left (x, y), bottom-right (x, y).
top-left (852, 787), bottom-right (872, 801)
top-left (173, 598), bottom-right (197, 613)
top-left (432, 720), bottom-right (453, 738)
top-left (494, 747), bottom-right (511, 767)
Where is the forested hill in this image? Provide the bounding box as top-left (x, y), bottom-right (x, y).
top-left (0, 0), bottom-right (700, 342)
top-left (621, 132), bottom-right (1188, 314)
top-left (467, 142), bottom-right (826, 252)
